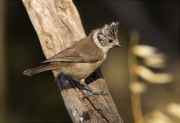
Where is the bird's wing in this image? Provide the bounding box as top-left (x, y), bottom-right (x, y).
top-left (42, 37), bottom-right (104, 63)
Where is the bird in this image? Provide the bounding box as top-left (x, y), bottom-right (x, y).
top-left (23, 22), bottom-right (122, 96)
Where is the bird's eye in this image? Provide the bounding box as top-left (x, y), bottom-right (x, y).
top-left (109, 39), bottom-right (113, 43)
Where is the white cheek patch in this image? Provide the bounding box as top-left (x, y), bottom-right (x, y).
top-left (92, 30), bottom-right (108, 53)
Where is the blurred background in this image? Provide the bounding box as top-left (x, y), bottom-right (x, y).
top-left (0, 0), bottom-right (179, 123)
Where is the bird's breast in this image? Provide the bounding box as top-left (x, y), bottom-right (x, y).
top-left (62, 56), bottom-right (106, 80)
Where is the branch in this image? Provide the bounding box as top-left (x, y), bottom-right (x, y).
top-left (22, 0), bottom-right (123, 122)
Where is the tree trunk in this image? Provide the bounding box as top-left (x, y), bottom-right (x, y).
top-left (22, 0), bottom-right (123, 122)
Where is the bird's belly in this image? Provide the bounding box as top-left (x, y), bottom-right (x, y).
top-left (62, 62), bottom-right (101, 80)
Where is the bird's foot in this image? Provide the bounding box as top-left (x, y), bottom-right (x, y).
top-left (84, 90), bottom-right (106, 98)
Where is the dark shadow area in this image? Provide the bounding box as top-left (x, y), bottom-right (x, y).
top-left (85, 67), bottom-right (104, 85)
top-left (56, 67), bottom-right (103, 92)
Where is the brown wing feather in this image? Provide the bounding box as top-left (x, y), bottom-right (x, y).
top-left (42, 35), bottom-right (104, 63)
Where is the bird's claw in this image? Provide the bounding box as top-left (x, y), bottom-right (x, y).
top-left (83, 90), bottom-right (106, 98)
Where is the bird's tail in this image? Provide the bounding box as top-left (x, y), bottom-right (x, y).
top-left (23, 64), bottom-right (60, 76)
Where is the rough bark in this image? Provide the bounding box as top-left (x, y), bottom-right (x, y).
top-left (22, 0), bottom-right (123, 122)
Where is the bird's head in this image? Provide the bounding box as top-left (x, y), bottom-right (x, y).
top-left (92, 22), bottom-right (122, 53)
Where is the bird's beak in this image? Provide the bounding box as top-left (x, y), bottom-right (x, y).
top-left (116, 44), bottom-right (123, 48)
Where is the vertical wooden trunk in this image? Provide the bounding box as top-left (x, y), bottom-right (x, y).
top-left (22, 0), bottom-right (123, 122)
